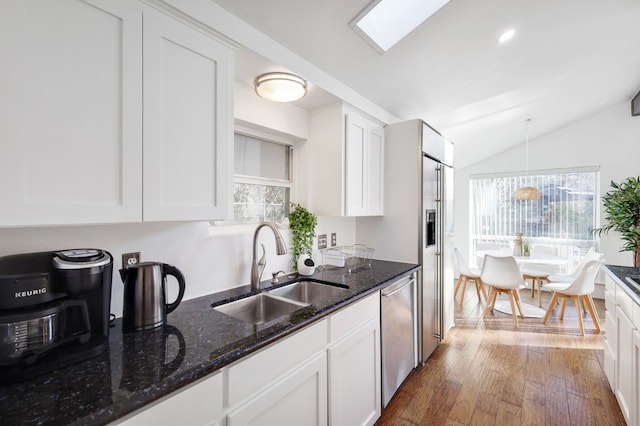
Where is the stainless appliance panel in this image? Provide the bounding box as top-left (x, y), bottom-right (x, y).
top-left (442, 164), bottom-right (456, 334)
top-left (381, 274), bottom-right (416, 407)
top-left (421, 156), bottom-right (440, 361)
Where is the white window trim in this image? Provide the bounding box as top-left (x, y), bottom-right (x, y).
top-left (469, 166), bottom-right (601, 274)
top-left (470, 165), bottom-right (600, 180)
top-left (209, 124), bottom-right (296, 235)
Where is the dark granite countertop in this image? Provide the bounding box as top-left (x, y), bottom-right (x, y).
top-left (603, 264), bottom-right (640, 304)
top-left (0, 259), bottom-right (420, 425)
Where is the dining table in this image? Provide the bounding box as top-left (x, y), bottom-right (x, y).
top-left (474, 249), bottom-right (568, 318)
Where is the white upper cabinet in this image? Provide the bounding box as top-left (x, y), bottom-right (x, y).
top-left (0, 0), bottom-right (143, 226)
top-left (310, 103), bottom-right (385, 217)
top-left (143, 8), bottom-right (233, 221)
top-left (0, 0), bottom-right (233, 226)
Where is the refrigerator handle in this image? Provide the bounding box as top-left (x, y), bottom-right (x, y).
top-left (435, 164), bottom-right (443, 256)
top-left (435, 164), bottom-right (442, 202)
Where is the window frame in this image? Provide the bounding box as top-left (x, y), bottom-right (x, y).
top-left (226, 126), bottom-right (295, 227)
top-left (469, 166), bottom-right (601, 273)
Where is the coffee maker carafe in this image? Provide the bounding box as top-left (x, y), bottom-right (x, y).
top-left (0, 249), bottom-right (113, 383)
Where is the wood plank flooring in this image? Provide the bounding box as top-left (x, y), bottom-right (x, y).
top-left (376, 285), bottom-right (626, 426)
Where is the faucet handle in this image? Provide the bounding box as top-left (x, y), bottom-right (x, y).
top-left (271, 270), bottom-right (287, 284)
top-left (258, 244), bottom-right (266, 267)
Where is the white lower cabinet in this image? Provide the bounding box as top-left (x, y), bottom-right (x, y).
top-left (328, 319), bottom-right (380, 426)
top-left (227, 353), bottom-right (328, 426)
top-left (615, 305), bottom-right (634, 424)
top-left (604, 279), bottom-right (617, 389)
top-left (604, 310), bottom-right (616, 388)
top-left (605, 269), bottom-right (640, 426)
top-left (114, 371), bottom-right (224, 426)
top-left (633, 328), bottom-right (640, 426)
top-left (328, 292), bottom-right (381, 426)
top-left (115, 292), bottom-right (383, 426)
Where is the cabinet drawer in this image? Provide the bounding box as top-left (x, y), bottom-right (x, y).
top-left (604, 273), bottom-right (617, 295)
top-left (116, 370), bottom-right (223, 425)
top-left (228, 319), bottom-right (327, 406)
top-left (617, 288), bottom-right (634, 320)
top-left (634, 299), bottom-right (640, 330)
top-left (329, 292), bottom-right (380, 343)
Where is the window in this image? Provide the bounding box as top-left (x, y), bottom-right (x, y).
top-left (470, 168), bottom-right (599, 273)
top-left (233, 133), bottom-right (292, 224)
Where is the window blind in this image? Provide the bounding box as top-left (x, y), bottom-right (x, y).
top-left (470, 168), bottom-right (599, 273)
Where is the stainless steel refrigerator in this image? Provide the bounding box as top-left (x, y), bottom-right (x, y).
top-left (357, 119), bottom-right (454, 363)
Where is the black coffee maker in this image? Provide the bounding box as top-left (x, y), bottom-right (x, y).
top-left (0, 249), bottom-right (113, 383)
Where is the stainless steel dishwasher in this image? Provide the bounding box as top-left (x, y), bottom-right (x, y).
top-left (381, 273), bottom-right (417, 407)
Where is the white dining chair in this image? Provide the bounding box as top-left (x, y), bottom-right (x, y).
top-left (520, 245), bottom-right (558, 308)
top-left (548, 248), bottom-right (604, 283)
top-left (541, 259), bottom-right (602, 336)
top-left (481, 255), bottom-right (526, 328)
top-left (453, 247), bottom-right (486, 305)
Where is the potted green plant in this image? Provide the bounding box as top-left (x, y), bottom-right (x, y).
top-left (523, 240), bottom-right (530, 256)
top-left (593, 176), bottom-right (640, 267)
top-left (288, 202), bottom-right (318, 271)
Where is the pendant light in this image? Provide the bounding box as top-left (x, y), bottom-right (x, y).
top-left (513, 118), bottom-right (541, 201)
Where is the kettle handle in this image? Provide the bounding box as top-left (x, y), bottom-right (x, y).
top-left (162, 264), bottom-right (186, 314)
top-left (161, 325), bottom-right (186, 379)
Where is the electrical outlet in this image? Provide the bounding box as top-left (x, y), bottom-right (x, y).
top-left (331, 233), bottom-right (337, 246)
top-left (318, 234), bottom-right (327, 249)
top-left (122, 252), bottom-right (140, 267)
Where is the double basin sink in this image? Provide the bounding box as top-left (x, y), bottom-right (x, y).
top-left (213, 281), bottom-right (349, 325)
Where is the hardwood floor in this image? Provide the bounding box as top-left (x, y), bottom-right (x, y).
top-left (376, 285), bottom-right (626, 426)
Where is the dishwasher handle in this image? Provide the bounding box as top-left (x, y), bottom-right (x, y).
top-left (382, 276), bottom-right (415, 297)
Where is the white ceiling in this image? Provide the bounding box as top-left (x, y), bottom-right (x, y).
top-left (215, 0), bottom-right (640, 168)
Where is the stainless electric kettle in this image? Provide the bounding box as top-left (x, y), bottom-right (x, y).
top-left (120, 262), bottom-right (185, 332)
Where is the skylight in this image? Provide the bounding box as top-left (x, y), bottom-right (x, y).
top-left (351, 0), bottom-right (450, 53)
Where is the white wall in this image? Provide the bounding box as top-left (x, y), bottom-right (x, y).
top-left (0, 78), bottom-right (357, 318)
top-left (0, 216), bottom-right (355, 318)
top-left (454, 100), bottom-right (640, 267)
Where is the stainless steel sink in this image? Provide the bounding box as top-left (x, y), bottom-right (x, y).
top-left (268, 281), bottom-right (348, 305)
top-left (213, 293), bottom-right (308, 325)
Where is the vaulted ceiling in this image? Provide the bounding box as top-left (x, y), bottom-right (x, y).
top-left (214, 0), bottom-right (640, 168)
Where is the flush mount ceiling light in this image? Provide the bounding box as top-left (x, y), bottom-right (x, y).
top-left (254, 72), bottom-right (307, 102)
top-left (513, 118), bottom-right (541, 201)
top-left (498, 28), bottom-right (516, 44)
top-left (350, 0), bottom-right (450, 53)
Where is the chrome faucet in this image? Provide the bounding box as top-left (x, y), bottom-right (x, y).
top-left (251, 222), bottom-right (287, 291)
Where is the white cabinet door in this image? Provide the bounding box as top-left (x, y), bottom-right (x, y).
top-left (310, 104), bottom-right (384, 217)
top-left (366, 124), bottom-right (385, 216)
top-left (143, 9), bottom-right (233, 221)
top-left (227, 353), bottom-right (328, 426)
top-left (0, 0), bottom-right (142, 226)
top-left (604, 310), bottom-right (616, 390)
top-left (344, 111), bottom-right (384, 217)
top-left (615, 305), bottom-right (634, 424)
top-left (633, 328), bottom-right (640, 426)
top-left (328, 318), bottom-right (381, 426)
top-left (344, 113), bottom-right (367, 216)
